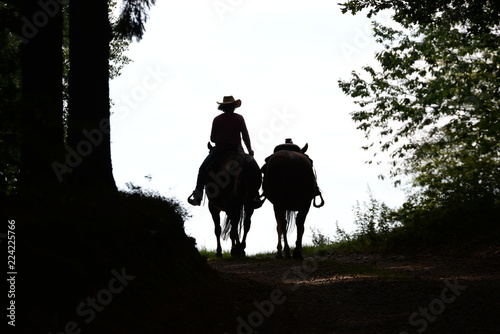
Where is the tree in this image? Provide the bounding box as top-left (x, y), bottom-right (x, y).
top-left (65, 0), bottom-right (155, 191)
top-left (66, 0), bottom-right (116, 191)
top-left (1, 0), bottom-right (147, 196)
top-left (19, 0), bottom-right (65, 195)
top-left (338, 0), bottom-right (500, 207)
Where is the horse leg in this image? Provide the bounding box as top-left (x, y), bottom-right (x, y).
top-left (274, 207), bottom-right (290, 259)
top-left (276, 222), bottom-right (283, 259)
top-left (209, 203), bottom-right (223, 258)
top-left (293, 207), bottom-right (310, 260)
top-left (241, 205), bottom-right (254, 251)
top-left (228, 209), bottom-right (244, 257)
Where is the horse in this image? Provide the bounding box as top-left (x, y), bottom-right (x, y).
top-left (205, 143), bottom-right (262, 257)
top-left (262, 140), bottom-right (324, 260)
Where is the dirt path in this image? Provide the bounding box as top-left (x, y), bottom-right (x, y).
top-left (208, 246), bottom-right (500, 334)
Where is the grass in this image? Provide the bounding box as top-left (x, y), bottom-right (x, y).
top-left (197, 247), bottom-right (231, 260)
top-left (197, 246), bottom-right (278, 261)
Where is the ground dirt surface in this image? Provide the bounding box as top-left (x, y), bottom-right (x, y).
top-left (207, 244), bottom-right (500, 334)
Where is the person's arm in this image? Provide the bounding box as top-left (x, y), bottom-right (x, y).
top-left (240, 117), bottom-right (254, 156)
top-left (210, 117), bottom-right (217, 143)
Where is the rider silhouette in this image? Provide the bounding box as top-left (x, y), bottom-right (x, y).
top-left (188, 96), bottom-right (254, 206)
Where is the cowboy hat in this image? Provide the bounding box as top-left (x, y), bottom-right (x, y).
top-left (217, 96), bottom-right (241, 108)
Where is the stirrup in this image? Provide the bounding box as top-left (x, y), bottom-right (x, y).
top-left (313, 193), bottom-right (324, 208)
top-left (188, 191), bottom-right (202, 206)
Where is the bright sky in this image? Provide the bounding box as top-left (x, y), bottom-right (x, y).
top-left (109, 0), bottom-right (406, 255)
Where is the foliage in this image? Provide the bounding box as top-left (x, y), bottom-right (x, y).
top-left (334, 221), bottom-right (352, 243)
top-left (307, 188), bottom-right (499, 253)
top-left (339, 0), bottom-right (499, 34)
top-left (109, 0), bottom-right (133, 79)
top-left (115, 0), bottom-right (156, 41)
top-left (0, 1), bottom-right (21, 195)
top-left (329, 187), bottom-right (398, 250)
top-left (338, 0), bottom-right (500, 210)
top-left (308, 190), bottom-right (399, 253)
top-left (311, 227), bottom-right (332, 247)
top-left (352, 187), bottom-right (395, 240)
top-left (124, 181), bottom-right (191, 222)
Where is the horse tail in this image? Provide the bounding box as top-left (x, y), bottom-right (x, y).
top-left (285, 210), bottom-right (296, 235)
top-left (221, 205), bottom-right (245, 241)
top-left (221, 214), bottom-right (232, 241)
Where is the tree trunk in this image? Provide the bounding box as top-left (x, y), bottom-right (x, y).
top-left (67, 0), bottom-right (116, 192)
top-left (20, 0), bottom-right (64, 195)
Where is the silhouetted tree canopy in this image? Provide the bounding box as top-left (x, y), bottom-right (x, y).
top-left (338, 0), bottom-right (500, 208)
top-left (339, 0), bottom-right (499, 34)
top-left (115, 0), bottom-right (156, 41)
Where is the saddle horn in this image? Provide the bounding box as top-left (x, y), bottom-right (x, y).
top-left (207, 142), bottom-right (214, 151)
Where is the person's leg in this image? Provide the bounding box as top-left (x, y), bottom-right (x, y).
top-left (188, 149), bottom-right (218, 205)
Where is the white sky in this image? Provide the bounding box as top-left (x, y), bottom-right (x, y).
top-left (109, 0), bottom-right (407, 255)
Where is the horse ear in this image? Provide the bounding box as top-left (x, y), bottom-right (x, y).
top-left (207, 142), bottom-right (214, 151)
top-left (301, 143), bottom-right (308, 153)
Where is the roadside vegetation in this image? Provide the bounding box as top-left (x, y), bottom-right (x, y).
top-left (305, 189), bottom-right (499, 255)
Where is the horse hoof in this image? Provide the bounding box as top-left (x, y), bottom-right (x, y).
top-left (292, 250), bottom-right (304, 260)
top-left (231, 247), bottom-right (246, 258)
top-left (275, 253), bottom-right (284, 260)
top-left (216, 252), bottom-right (223, 258)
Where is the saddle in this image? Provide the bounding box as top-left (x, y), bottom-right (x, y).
top-left (207, 149), bottom-right (249, 172)
top-left (265, 139), bottom-right (311, 165)
top-left (273, 142), bottom-right (301, 153)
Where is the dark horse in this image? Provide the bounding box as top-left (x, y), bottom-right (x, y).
top-left (205, 143), bottom-right (262, 257)
top-left (262, 140), bottom-right (324, 260)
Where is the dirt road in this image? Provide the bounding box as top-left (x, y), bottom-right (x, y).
top-left (208, 246), bottom-right (500, 334)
